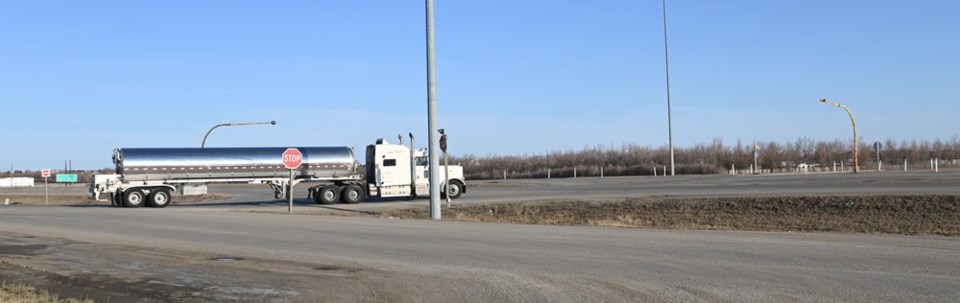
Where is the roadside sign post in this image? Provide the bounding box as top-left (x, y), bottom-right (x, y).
top-left (282, 148), bottom-right (303, 214)
top-left (753, 144), bottom-right (759, 175)
top-left (439, 131), bottom-right (449, 207)
top-left (874, 142), bottom-right (883, 172)
top-left (41, 169), bottom-right (51, 205)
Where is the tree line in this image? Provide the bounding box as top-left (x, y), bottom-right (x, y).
top-left (451, 137), bottom-right (960, 180)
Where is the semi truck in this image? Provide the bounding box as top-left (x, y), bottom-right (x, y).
top-left (90, 136), bottom-right (466, 207)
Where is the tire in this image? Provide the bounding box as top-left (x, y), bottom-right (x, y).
top-left (340, 185), bottom-right (364, 204)
top-left (316, 185), bottom-right (340, 204)
top-left (122, 189), bottom-right (145, 208)
top-left (443, 180), bottom-right (464, 199)
top-left (147, 188), bottom-right (172, 208)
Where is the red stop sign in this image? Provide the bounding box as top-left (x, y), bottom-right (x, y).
top-left (282, 148), bottom-right (303, 169)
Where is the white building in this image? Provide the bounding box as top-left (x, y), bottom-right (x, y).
top-left (0, 177), bottom-right (35, 188)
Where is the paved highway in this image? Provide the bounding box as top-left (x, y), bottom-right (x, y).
top-left (185, 170), bottom-right (960, 212)
top-left (1, 204), bottom-right (958, 302)
top-left (1, 172), bottom-right (958, 301)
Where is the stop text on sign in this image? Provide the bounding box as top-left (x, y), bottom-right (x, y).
top-left (282, 148), bottom-right (303, 169)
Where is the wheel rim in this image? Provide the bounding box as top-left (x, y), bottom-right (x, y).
top-left (128, 192), bottom-right (143, 205)
top-left (449, 184), bottom-right (460, 196)
top-left (323, 190), bottom-right (336, 201)
top-left (155, 192), bottom-right (168, 205)
top-left (348, 189), bottom-right (360, 200)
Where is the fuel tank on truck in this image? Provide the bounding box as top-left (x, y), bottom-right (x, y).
top-left (114, 147), bottom-right (358, 182)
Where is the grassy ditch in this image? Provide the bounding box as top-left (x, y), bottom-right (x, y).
top-left (381, 195), bottom-right (960, 236)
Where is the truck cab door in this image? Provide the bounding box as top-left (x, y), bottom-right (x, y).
top-left (414, 156), bottom-right (429, 186)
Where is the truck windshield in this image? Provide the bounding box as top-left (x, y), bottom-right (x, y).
top-left (415, 156), bottom-right (428, 166)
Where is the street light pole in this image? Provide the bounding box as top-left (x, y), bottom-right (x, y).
top-left (662, 0), bottom-right (676, 176)
top-left (819, 99), bottom-right (859, 173)
top-left (201, 120), bottom-right (276, 148)
top-left (425, 0), bottom-right (442, 220)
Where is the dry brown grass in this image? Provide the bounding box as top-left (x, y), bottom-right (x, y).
top-left (381, 195), bottom-right (960, 236)
top-left (0, 283), bottom-right (94, 303)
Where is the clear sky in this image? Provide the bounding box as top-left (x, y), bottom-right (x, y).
top-left (1, 1), bottom-right (958, 170)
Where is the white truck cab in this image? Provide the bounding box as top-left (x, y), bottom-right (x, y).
top-left (365, 139), bottom-right (465, 199)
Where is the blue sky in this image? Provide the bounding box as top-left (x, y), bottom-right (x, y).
top-left (1, 1), bottom-right (958, 170)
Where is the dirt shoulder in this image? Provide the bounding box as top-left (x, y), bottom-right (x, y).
top-left (0, 232), bottom-right (452, 303)
top-left (377, 195), bottom-right (960, 236)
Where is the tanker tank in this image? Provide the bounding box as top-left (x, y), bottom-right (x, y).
top-left (114, 147), bottom-right (358, 182)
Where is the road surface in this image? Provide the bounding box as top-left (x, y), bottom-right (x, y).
top-left (1, 204), bottom-right (958, 302)
top-left (1, 172), bottom-right (958, 302)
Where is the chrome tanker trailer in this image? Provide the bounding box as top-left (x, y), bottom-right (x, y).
top-left (91, 137), bottom-right (466, 208)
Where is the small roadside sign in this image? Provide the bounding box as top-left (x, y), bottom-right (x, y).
top-left (56, 174), bottom-right (78, 183)
top-left (41, 169), bottom-right (51, 178)
top-left (440, 134), bottom-right (447, 153)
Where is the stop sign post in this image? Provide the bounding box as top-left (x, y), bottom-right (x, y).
top-left (41, 169), bottom-right (51, 205)
top-left (282, 148), bottom-right (303, 213)
top-left (438, 131), bottom-right (450, 206)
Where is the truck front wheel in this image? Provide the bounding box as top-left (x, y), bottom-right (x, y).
top-left (122, 189), bottom-right (145, 208)
top-left (443, 180), bottom-right (464, 199)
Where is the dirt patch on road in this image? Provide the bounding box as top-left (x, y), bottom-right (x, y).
top-left (0, 233), bottom-right (460, 303)
top-left (0, 194), bottom-right (227, 206)
top-left (380, 195), bottom-right (960, 236)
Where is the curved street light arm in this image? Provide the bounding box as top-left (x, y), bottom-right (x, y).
top-left (819, 99), bottom-right (859, 172)
top-left (201, 120), bottom-right (277, 148)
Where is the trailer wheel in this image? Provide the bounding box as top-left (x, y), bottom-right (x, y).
top-left (443, 180), bottom-right (464, 199)
top-left (316, 186), bottom-right (340, 204)
top-left (340, 185), bottom-right (364, 204)
top-left (122, 189), bottom-right (145, 208)
top-left (147, 188), bottom-right (171, 208)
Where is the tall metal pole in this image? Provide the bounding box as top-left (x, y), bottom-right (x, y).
top-left (425, 0), bottom-right (442, 220)
top-left (819, 99), bottom-right (859, 173)
top-left (662, 0), bottom-right (676, 176)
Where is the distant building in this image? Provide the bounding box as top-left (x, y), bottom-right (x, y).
top-left (0, 177), bottom-right (35, 188)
